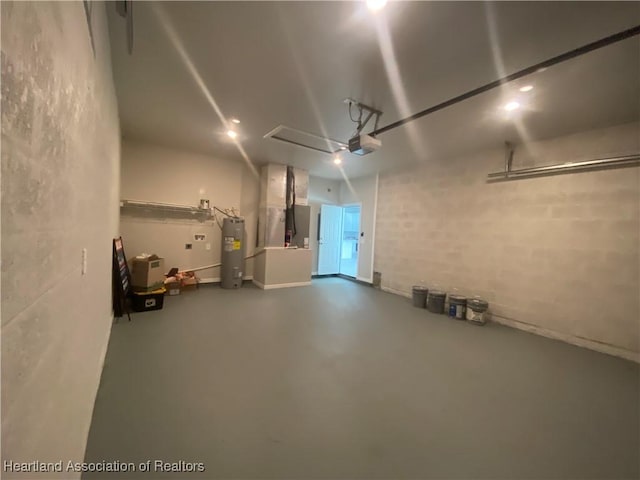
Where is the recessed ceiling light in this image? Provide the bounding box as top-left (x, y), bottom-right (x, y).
top-left (227, 130), bottom-right (237, 139)
top-left (333, 156), bottom-right (342, 165)
top-left (340, 146), bottom-right (347, 150)
top-left (231, 118), bottom-right (240, 124)
top-left (367, 0), bottom-right (387, 12)
top-left (504, 101), bottom-right (520, 111)
top-left (519, 85), bottom-right (533, 92)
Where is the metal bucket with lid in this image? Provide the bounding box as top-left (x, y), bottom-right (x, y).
top-left (412, 286), bottom-right (428, 308)
top-left (466, 298), bottom-right (489, 325)
top-left (448, 295), bottom-right (467, 320)
top-left (426, 290), bottom-right (446, 314)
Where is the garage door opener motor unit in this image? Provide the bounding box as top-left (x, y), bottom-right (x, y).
top-left (345, 98), bottom-right (383, 156)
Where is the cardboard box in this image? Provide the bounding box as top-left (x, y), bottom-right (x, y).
top-left (131, 255), bottom-right (165, 292)
top-left (164, 281), bottom-right (181, 296)
top-left (181, 276), bottom-right (198, 291)
top-left (131, 287), bottom-right (166, 312)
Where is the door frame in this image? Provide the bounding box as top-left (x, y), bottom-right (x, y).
top-left (339, 202), bottom-right (362, 278)
top-left (363, 174), bottom-right (379, 284)
top-left (317, 204), bottom-right (343, 275)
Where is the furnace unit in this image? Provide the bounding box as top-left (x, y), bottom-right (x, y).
top-left (221, 217), bottom-right (245, 289)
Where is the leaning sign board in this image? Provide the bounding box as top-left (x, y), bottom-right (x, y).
top-left (112, 237), bottom-right (131, 321)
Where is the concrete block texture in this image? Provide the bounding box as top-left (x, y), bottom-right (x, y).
top-left (2, 2), bottom-right (120, 478)
top-left (375, 122), bottom-right (640, 356)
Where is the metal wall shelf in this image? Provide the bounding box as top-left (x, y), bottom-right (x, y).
top-left (120, 199), bottom-right (212, 217)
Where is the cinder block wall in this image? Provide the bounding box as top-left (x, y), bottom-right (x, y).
top-left (1, 1), bottom-right (120, 476)
top-left (375, 122), bottom-right (639, 359)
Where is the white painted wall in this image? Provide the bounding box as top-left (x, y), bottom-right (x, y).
top-left (120, 140), bottom-right (260, 280)
top-left (1, 2), bottom-right (120, 476)
top-left (375, 122), bottom-right (640, 361)
top-left (308, 176), bottom-right (341, 274)
top-left (340, 174), bottom-right (378, 282)
top-left (241, 162), bottom-right (261, 264)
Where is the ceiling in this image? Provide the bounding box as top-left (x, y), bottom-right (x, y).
top-left (107, 1), bottom-right (640, 179)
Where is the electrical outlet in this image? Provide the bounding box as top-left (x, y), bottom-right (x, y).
top-left (206, 243), bottom-right (211, 251)
top-left (185, 243), bottom-right (192, 250)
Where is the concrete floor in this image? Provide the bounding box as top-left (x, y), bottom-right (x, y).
top-left (84, 278), bottom-right (639, 479)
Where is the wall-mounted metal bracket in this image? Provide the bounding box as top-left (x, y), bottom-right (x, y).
top-left (346, 99), bottom-right (383, 136)
top-left (488, 147), bottom-right (640, 182)
top-left (504, 142), bottom-right (515, 178)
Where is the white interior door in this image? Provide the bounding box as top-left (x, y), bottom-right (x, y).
top-left (317, 204), bottom-right (342, 275)
top-left (339, 205), bottom-right (361, 277)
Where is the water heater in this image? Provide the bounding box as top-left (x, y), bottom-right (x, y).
top-left (221, 217), bottom-right (245, 289)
